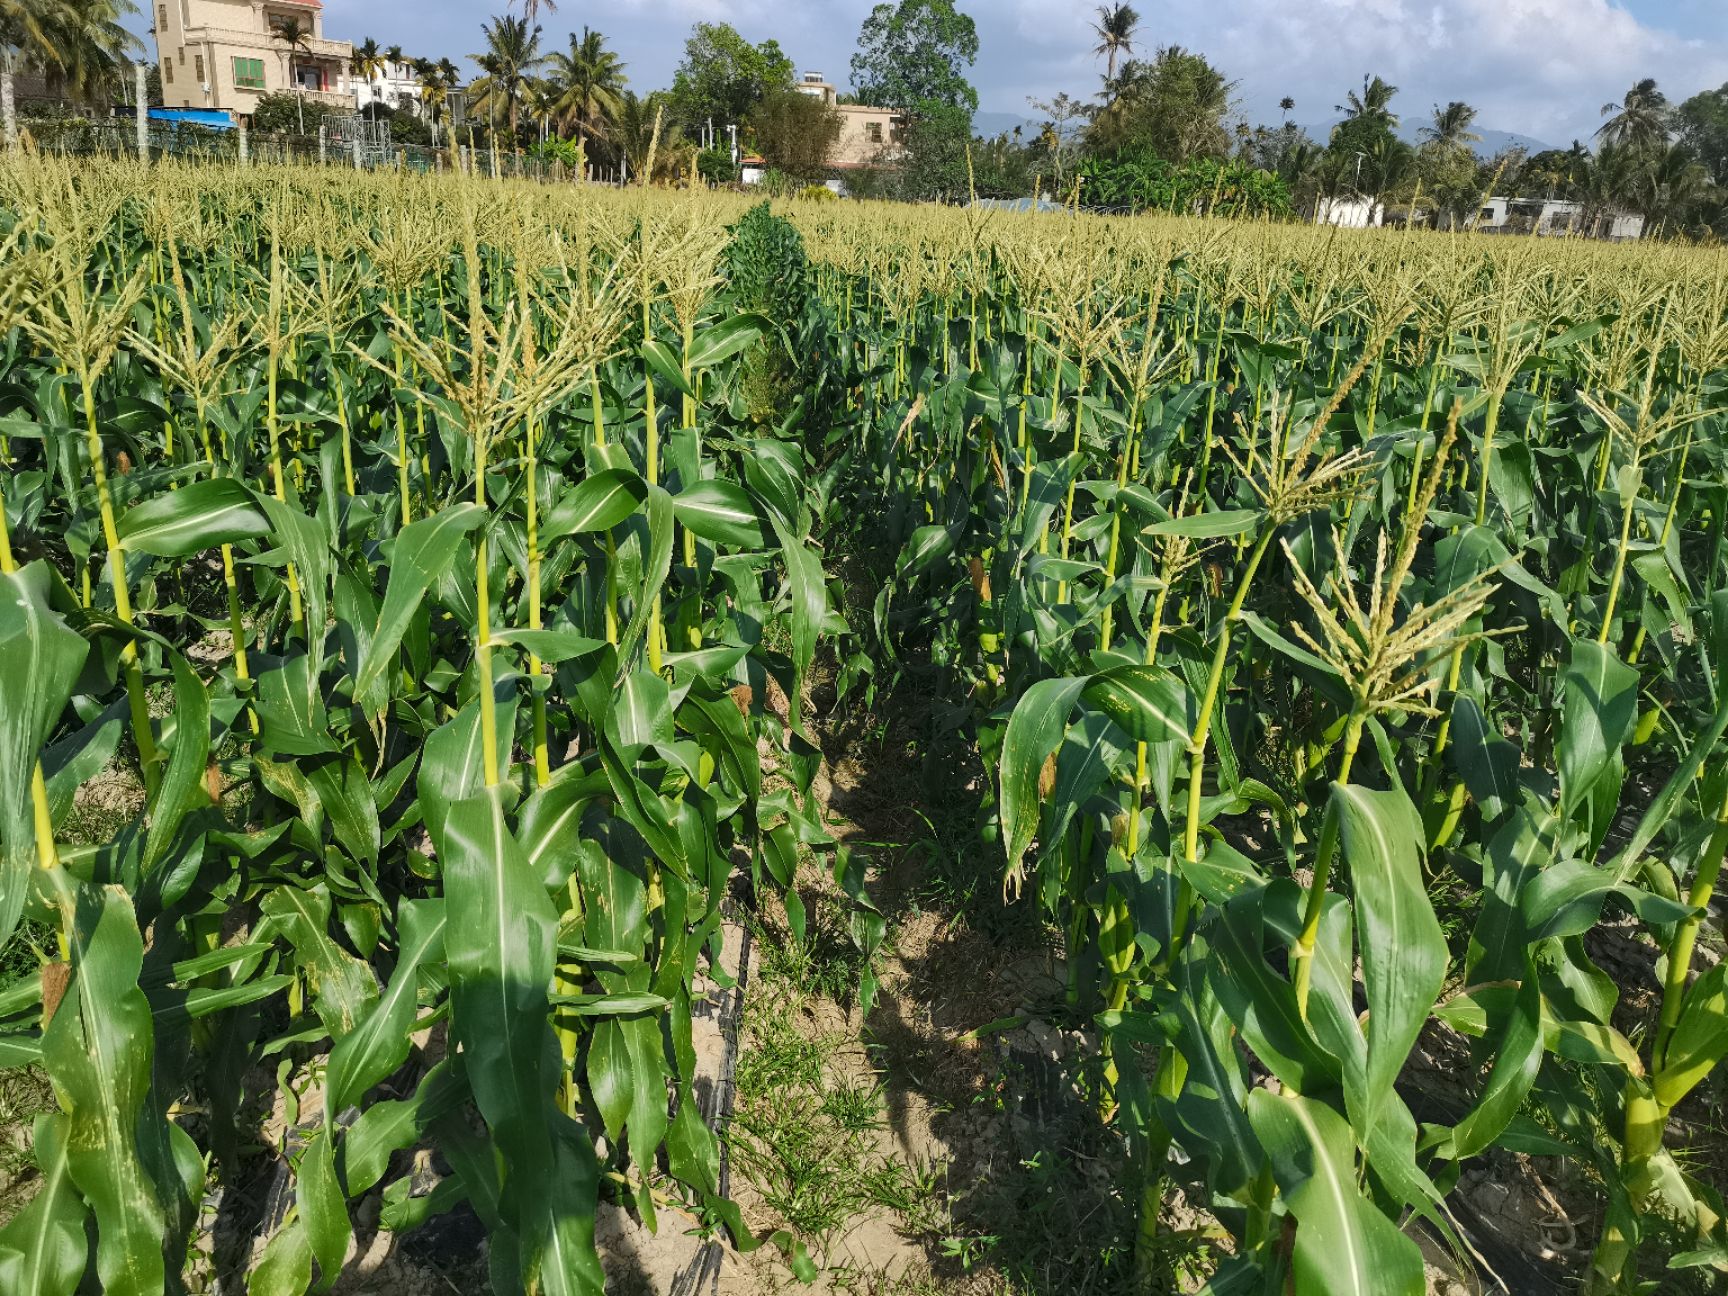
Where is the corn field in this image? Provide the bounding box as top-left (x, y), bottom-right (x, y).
top-left (0, 155), bottom-right (1726, 1296)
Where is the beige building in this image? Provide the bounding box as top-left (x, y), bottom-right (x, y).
top-left (152, 0), bottom-right (355, 117)
top-left (793, 72), bottom-right (901, 169)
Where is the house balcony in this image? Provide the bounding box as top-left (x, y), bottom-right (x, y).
top-left (184, 26), bottom-right (352, 63)
top-left (290, 87), bottom-right (356, 110)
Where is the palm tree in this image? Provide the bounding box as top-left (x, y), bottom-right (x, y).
top-left (272, 15), bottom-right (315, 134)
top-left (513, 0), bottom-right (557, 23)
top-left (414, 56), bottom-right (463, 146)
top-left (1634, 141), bottom-right (1711, 237)
top-left (1598, 77), bottom-right (1670, 152)
top-left (1338, 74), bottom-right (1399, 128)
top-left (1280, 95), bottom-right (1295, 122)
top-left (469, 13), bottom-right (543, 144)
top-left (1, 0), bottom-right (139, 136)
top-left (35, 0), bottom-right (137, 100)
top-left (524, 76), bottom-right (561, 144)
top-left (614, 89), bottom-right (679, 182)
top-left (545, 26), bottom-right (626, 143)
top-left (1091, 4), bottom-right (1139, 84)
top-left (351, 36), bottom-right (386, 85)
top-left (1422, 100), bottom-right (1481, 149)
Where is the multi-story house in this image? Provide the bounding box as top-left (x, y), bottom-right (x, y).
top-left (792, 72), bottom-right (901, 170)
top-left (152, 0), bottom-right (355, 118)
top-left (353, 57), bottom-right (424, 118)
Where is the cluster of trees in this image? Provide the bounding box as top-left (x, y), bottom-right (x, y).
top-left (1015, 4), bottom-right (1726, 236)
top-left (0, 0), bottom-right (138, 104)
top-left (4, 0), bottom-right (1725, 231)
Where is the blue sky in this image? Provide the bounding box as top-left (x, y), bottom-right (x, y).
top-left (127, 1), bottom-right (1728, 146)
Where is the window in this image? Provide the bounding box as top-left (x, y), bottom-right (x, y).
top-left (194, 55), bottom-right (204, 84)
top-left (157, 4), bottom-right (167, 30)
top-left (233, 57), bottom-right (266, 91)
top-left (865, 121), bottom-right (883, 144)
top-left (163, 58), bottom-right (172, 84)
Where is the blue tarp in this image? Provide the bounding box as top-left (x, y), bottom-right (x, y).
top-left (147, 108), bottom-right (236, 131)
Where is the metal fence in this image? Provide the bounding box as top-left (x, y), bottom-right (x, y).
top-left (14, 113), bottom-right (589, 185)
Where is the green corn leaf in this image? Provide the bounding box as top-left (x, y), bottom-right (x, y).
top-left (641, 337), bottom-right (694, 398)
top-left (1444, 966), bottom-right (1543, 1160)
top-left (1334, 785), bottom-right (1446, 1140)
top-left (1557, 639), bottom-right (1639, 821)
top-left (435, 788), bottom-right (606, 1296)
top-left (40, 887), bottom-right (167, 1296)
top-left (490, 628), bottom-right (608, 664)
top-left (617, 485), bottom-right (675, 669)
top-left (258, 886), bottom-right (378, 1038)
top-left (299, 1128), bottom-right (349, 1293)
top-left (543, 469), bottom-right (647, 539)
top-left (326, 899), bottom-right (446, 1114)
top-left (768, 511), bottom-right (828, 734)
top-left (0, 563), bottom-right (89, 952)
top-left (143, 653), bottom-right (211, 878)
top-left (1142, 509), bottom-right (1259, 539)
top-left (686, 312), bottom-right (771, 372)
top-left (673, 480), bottom-right (768, 550)
top-left (1246, 1089), bottom-right (1426, 1296)
top-left (1654, 962), bottom-right (1728, 1110)
top-left (1448, 694), bottom-right (1519, 824)
top-left (116, 477), bottom-right (271, 556)
top-left (997, 677), bottom-right (1088, 878)
top-left (1082, 664), bottom-right (1195, 744)
top-left (256, 494), bottom-right (334, 648)
top-left (351, 502), bottom-right (486, 710)
top-left (0, 1114), bottom-right (89, 1294)
top-left (247, 1220), bottom-right (312, 1296)
top-left (552, 1002), bottom-right (667, 1022)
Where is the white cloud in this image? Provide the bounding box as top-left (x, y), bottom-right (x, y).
top-left (175, 1), bottom-right (1728, 145)
top-left (989, 0), bottom-right (1728, 144)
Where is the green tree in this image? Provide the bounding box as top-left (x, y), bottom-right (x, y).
top-left (1416, 137), bottom-right (1481, 227)
top-left (32, 0), bottom-right (138, 100)
top-left (252, 89), bottom-right (336, 136)
top-left (1630, 141), bottom-right (1714, 237)
top-left (1421, 100), bottom-right (1480, 150)
top-left (414, 56), bottom-right (461, 146)
top-left (271, 15), bottom-right (314, 133)
top-left (850, 0), bottom-right (980, 114)
top-left (469, 13), bottom-right (545, 143)
top-left (1091, 3), bottom-right (1138, 84)
top-left (1338, 73), bottom-right (1398, 128)
top-left (350, 36), bottom-right (386, 84)
top-left (1598, 77), bottom-right (1670, 152)
top-left (1676, 82), bottom-right (1728, 185)
top-left (1088, 45), bottom-right (1235, 162)
top-left (1513, 142), bottom-right (1591, 199)
top-left (1027, 91), bottom-right (1089, 189)
top-left (546, 26), bottom-right (626, 144)
top-left (748, 83), bottom-right (842, 184)
top-left (669, 23), bottom-right (793, 135)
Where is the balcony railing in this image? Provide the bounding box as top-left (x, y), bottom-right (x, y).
top-left (183, 25), bottom-right (353, 62)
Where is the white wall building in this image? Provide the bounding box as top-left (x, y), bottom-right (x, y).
top-left (1316, 196), bottom-right (1384, 228)
top-left (353, 57), bottom-right (423, 117)
top-left (1475, 196), bottom-right (1644, 241)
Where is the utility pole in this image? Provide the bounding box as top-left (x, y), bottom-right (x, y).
top-left (134, 62), bottom-right (148, 162)
top-left (727, 123), bottom-right (737, 165)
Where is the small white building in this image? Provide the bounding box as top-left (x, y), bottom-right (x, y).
top-left (1474, 196), bottom-right (1643, 241)
top-left (1316, 196), bottom-right (1384, 228)
top-left (352, 57), bottom-right (423, 117)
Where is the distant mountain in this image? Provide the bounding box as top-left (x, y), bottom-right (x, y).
top-left (1302, 119), bottom-right (1557, 159)
top-left (974, 111), bottom-right (1040, 139)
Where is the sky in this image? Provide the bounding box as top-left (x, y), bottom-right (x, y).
top-left (127, 0), bottom-right (1728, 146)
